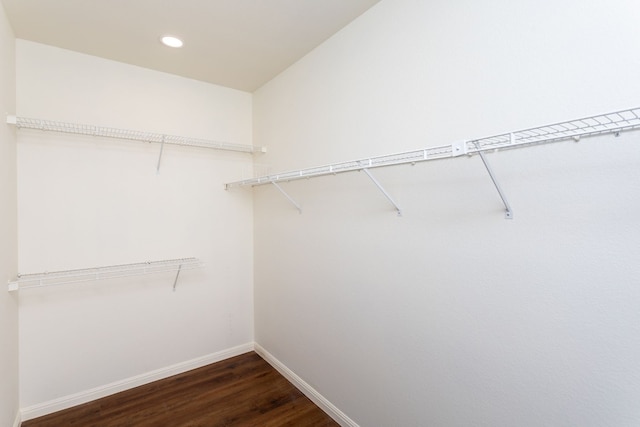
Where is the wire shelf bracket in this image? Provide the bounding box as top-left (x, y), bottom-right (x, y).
top-left (225, 106), bottom-right (640, 218)
top-left (272, 182), bottom-right (302, 214)
top-left (474, 142), bottom-right (513, 219)
top-left (7, 257), bottom-right (203, 292)
top-left (6, 115), bottom-right (267, 167)
top-left (156, 135), bottom-right (166, 173)
top-left (362, 168), bottom-right (402, 216)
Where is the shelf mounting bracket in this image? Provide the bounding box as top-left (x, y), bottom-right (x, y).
top-left (362, 168), bottom-right (402, 216)
top-left (272, 182), bottom-right (302, 214)
top-left (156, 135), bottom-right (165, 173)
top-left (172, 263), bottom-right (182, 292)
top-left (474, 143), bottom-right (513, 219)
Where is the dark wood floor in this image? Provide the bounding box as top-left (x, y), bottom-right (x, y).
top-left (23, 351), bottom-right (340, 427)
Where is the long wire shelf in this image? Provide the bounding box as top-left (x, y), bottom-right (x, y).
top-left (7, 115), bottom-right (266, 154)
top-left (225, 107), bottom-right (640, 189)
top-left (8, 257), bottom-right (203, 291)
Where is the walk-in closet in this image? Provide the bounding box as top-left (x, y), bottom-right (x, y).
top-left (2, 1), bottom-right (640, 426)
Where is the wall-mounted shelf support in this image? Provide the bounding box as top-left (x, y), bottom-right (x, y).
top-left (362, 168), bottom-right (402, 216)
top-left (7, 115), bottom-right (266, 154)
top-left (172, 264), bottom-right (183, 292)
top-left (7, 257), bottom-right (203, 292)
top-left (474, 145), bottom-right (513, 219)
top-left (272, 182), bottom-right (302, 214)
top-left (156, 135), bottom-right (166, 173)
top-left (225, 107), bottom-right (640, 218)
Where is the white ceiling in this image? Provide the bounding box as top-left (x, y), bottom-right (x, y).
top-left (1, 0), bottom-right (382, 92)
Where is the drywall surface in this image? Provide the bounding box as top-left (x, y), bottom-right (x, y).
top-left (17, 40), bottom-right (254, 409)
top-left (0, 3), bottom-right (19, 426)
top-left (252, 0), bottom-right (640, 426)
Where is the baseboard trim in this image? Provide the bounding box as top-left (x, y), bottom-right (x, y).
top-left (254, 343), bottom-right (359, 427)
top-left (13, 410), bottom-right (21, 427)
top-left (21, 342), bottom-right (254, 421)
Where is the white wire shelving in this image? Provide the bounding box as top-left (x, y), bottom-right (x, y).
top-left (7, 115), bottom-right (266, 154)
top-left (225, 107), bottom-right (640, 218)
top-left (7, 257), bottom-right (203, 292)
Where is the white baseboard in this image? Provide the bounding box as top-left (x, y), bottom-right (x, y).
top-left (254, 343), bottom-right (359, 427)
top-left (21, 342), bottom-right (254, 422)
top-left (13, 411), bottom-right (21, 427)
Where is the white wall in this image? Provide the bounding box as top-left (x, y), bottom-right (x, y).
top-left (17, 41), bottom-right (254, 411)
top-left (253, 0), bottom-right (640, 426)
top-left (0, 2), bottom-right (19, 426)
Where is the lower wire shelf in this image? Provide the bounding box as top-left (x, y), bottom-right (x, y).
top-left (7, 257), bottom-right (203, 292)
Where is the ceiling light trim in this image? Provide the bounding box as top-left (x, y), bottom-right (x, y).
top-left (161, 35), bottom-right (183, 48)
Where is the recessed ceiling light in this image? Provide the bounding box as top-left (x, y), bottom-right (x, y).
top-left (161, 36), bottom-right (183, 48)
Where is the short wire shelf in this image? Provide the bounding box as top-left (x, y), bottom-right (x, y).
top-left (7, 115), bottom-right (266, 154)
top-left (8, 257), bottom-right (203, 291)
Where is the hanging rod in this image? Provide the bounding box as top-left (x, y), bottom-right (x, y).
top-left (7, 115), bottom-right (266, 154)
top-left (7, 257), bottom-right (203, 292)
top-left (225, 106), bottom-right (640, 189)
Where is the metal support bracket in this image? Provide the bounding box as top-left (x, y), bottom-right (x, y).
top-left (272, 182), bottom-right (302, 214)
top-left (172, 264), bottom-right (182, 291)
top-left (362, 168), bottom-right (402, 216)
top-left (156, 135), bottom-right (165, 173)
top-left (474, 143), bottom-right (513, 219)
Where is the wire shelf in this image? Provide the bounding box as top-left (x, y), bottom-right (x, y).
top-left (466, 108), bottom-right (640, 153)
top-left (8, 257), bottom-right (203, 291)
top-left (7, 115), bottom-right (265, 154)
top-left (225, 107), bottom-right (640, 189)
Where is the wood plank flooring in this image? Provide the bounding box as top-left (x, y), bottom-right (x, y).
top-left (22, 352), bottom-right (340, 427)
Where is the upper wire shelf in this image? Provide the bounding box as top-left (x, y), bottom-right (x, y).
top-left (225, 107), bottom-right (640, 189)
top-left (467, 107), bottom-right (640, 152)
top-left (8, 257), bottom-right (203, 291)
top-left (7, 115), bottom-right (266, 154)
